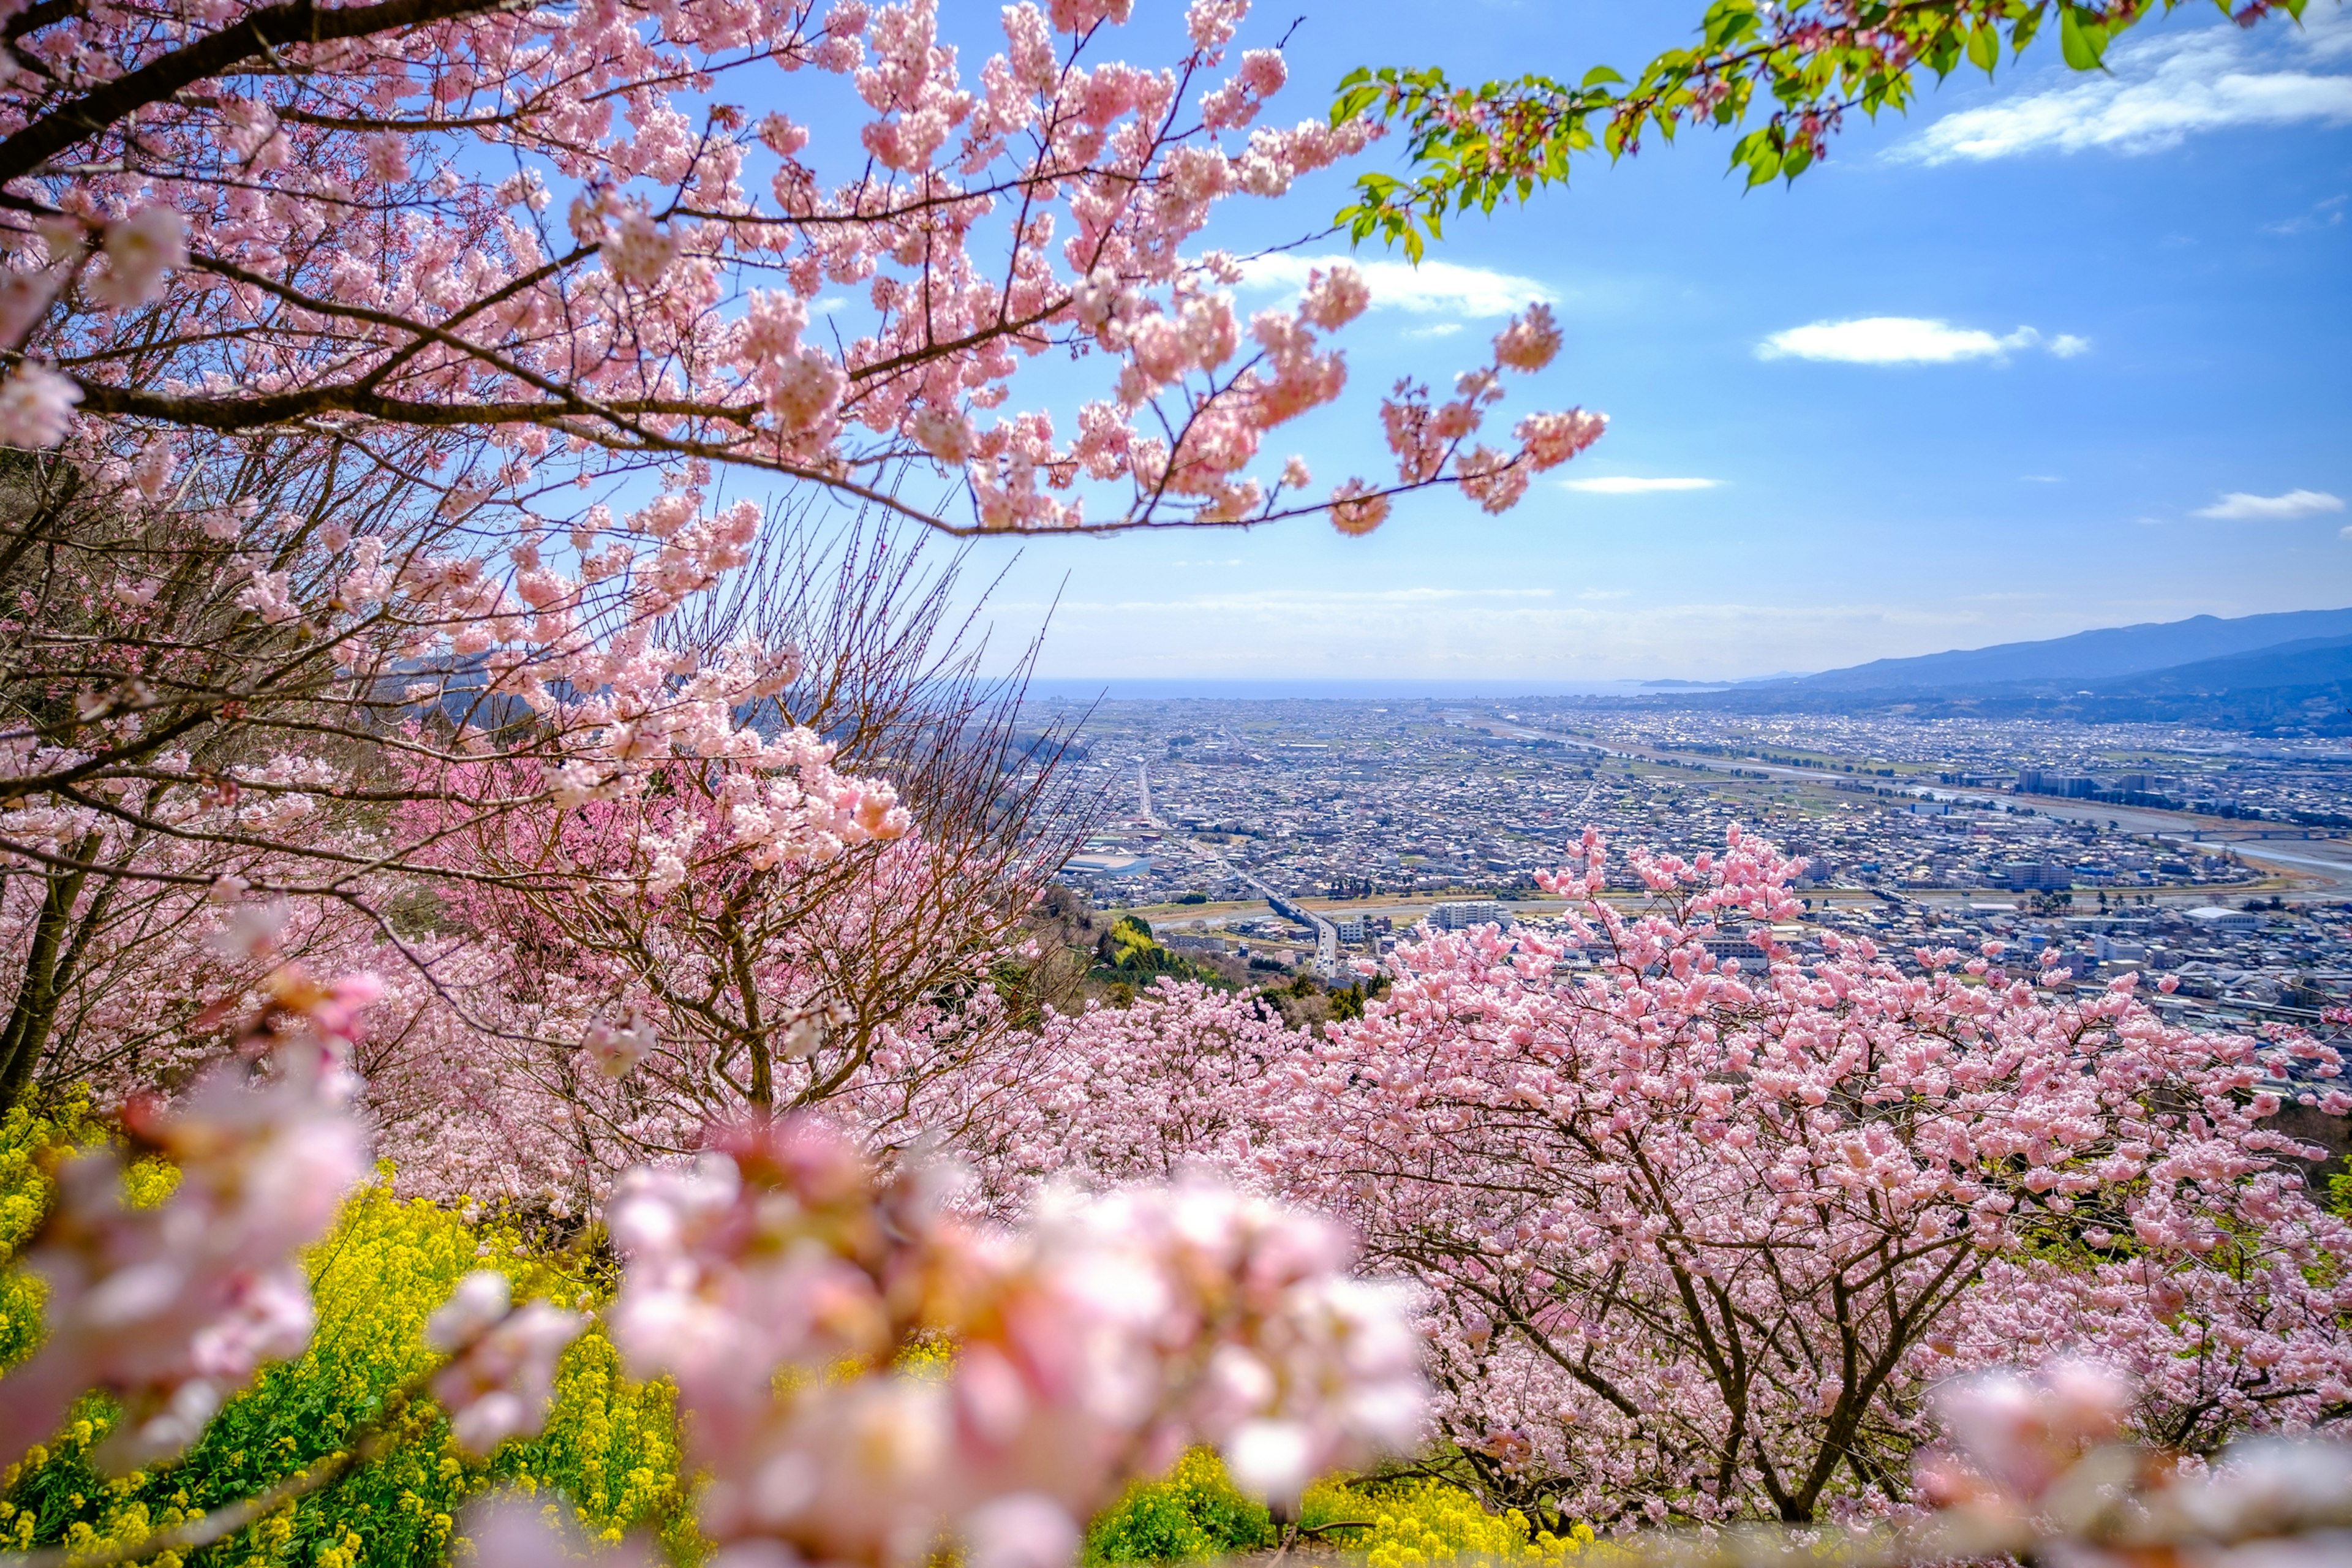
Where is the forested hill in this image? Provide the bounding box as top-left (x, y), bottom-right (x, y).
top-left (1686, 611), bottom-right (2352, 734)
top-left (1749, 607), bottom-right (2352, 694)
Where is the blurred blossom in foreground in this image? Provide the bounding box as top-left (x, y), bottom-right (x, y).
top-left (424, 1268), bottom-right (588, 1455)
top-left (601, 1114), bottom-right (1425, 1567)
top-left (459, 1493), bottom-right (654, 1568)
top-left (1917, 1359), bottom-right (2352, 1567)
top-left (0, 970), bottom-right (374, 1472)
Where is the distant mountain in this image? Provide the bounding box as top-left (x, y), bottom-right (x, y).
top-left (1679, 612), bottom-right (2352, 734)
top-left (1755, 608), bottom-right (2352, 694)
top-left (2093, 633), bottom-right (2352, 696)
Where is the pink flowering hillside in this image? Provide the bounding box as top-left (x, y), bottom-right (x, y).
top-left (1012, 829), bottom-right (2352, 1528)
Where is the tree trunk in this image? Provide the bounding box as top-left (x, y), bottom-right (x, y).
top-left (0, 835), bottom-right (96, 1114)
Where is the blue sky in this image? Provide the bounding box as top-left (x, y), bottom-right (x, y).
top-left (840, 1), bottom-right (2352, 684)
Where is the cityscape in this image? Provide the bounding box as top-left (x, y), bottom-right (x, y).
top-left (1045, 698), bottom-right (2352, 1036)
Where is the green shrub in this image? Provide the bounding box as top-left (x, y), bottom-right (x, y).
top-left (1298, 1476), bottom-right (1593, 1568)
top-left (1, 1097), bottom-right (101, 1375)
top-left (1084, 1449), bottom-right (1272, 1564)
top-left (0, 1119), bottom-right (694, 1566)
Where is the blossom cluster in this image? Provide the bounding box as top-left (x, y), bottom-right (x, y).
top-left (0, 970), bottom-right (375, 1474)
top-left (1, 0), bottom-right (1599, 557)
top-left (603, 1114), bottom-right (1424, 1564)
top-left (1917, 1358), bottom-right (2352, 1567)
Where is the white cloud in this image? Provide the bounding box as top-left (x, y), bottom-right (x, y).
top-left (2265, 193), bottom-right (2348, 235)
top-left (2195, 489), bottom-right (2346, 520)
top-left (1563, 476), bottom-right (1722, 494)
top-left (1899, 18), bottom-right (2352, 164)
top-left (1240, 254), bottom-right (1553, 317)
top-left (2312, 0), bottom-right (2352, 60)
top-left (1403, 322), bottom-right (1463, 339)
top-left (2022, 474), bottom-right (2063, 483)
top-left (1757, 317), bottom-right (2083, 365)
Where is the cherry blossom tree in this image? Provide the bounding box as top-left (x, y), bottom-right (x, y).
top-left (0, 0), bottom-right (1597, 534)
top-left (1261, 828), bottom-right (2352, 1526)
top-left (1005, 829), bottom-right (2352, 1530)
top-left (966, 978), bottom-right (1297, 1211)
top-left (325, 521), bottom-right (1095, 1210)
top-left (0, 434), bottom-right (463, 1112)
top-left (0, 0), bottom-right (1602, 1136)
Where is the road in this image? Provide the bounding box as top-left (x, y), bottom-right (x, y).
top-left (1134, 755), bottom-right (1338, 977)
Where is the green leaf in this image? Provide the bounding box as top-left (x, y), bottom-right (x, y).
top-left (2011, 5), bottom-right (2044, 56)
top-left (1580, 64), bottom-right (1626, 88)
top-left (1967, 21), bottom-right (2000, 73)
top-left (1701, 0), bottom-right (1760, 50)
top-left (2059, 6), bottom-right (2109, 70)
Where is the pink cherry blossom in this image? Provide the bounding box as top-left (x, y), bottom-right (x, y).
top-left (603, 1113), bottom-right (1425, 1561)
top-left (1327, 478), bottom-right (1392, 535)
top-left (1300, 265), bottom-right (1371, 331)
top-left (0, 364), bottom-right (80, 447)
top-left (984, 831), bottom-right (2352, 1528)
top-left (88, 207), bottom-right (187, 311)
top-left (0, 973), bottom-right (372, 1474)
top-left (1493, 301), bottom-right (1562, 371)
top-left (425, 1270), bottom-right (589, 1455)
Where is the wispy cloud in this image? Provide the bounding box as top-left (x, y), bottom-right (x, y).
top-left (2265, 193), bottom-right (2348, 235)
top-left (1898, 14), bottom-right (2352, 164)
top-left (1240, 254), bottom-right (1553, 317)
top-left (2195, 489), bottom-right (2346, 520)
top-left (1757, 317), bottom-right (2086, 365)
top-left (1563, 476), bottom-right (1722, 494)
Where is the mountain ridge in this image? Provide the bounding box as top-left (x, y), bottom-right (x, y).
top-left (1746, 608), bottom-right (2352, 693)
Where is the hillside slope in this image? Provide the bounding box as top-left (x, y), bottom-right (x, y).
top-left (1755, 608), bottom-right (2352, 693)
